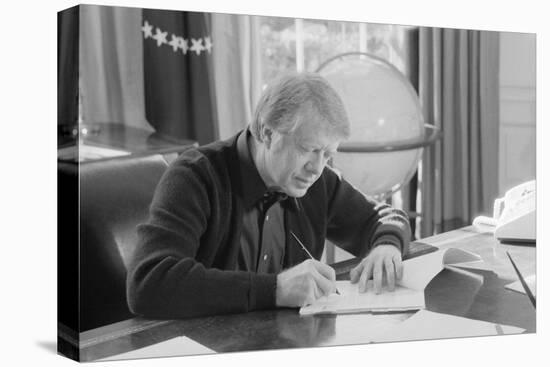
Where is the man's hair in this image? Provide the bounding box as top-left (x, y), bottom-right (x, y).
top-left (250, 72), bottom-right (350, 141)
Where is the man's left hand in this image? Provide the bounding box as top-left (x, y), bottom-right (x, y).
top-left (349, 245), bottom-right (403, 294)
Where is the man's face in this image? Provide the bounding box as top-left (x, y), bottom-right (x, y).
top-left (261, 116), bottom-right (342, 197)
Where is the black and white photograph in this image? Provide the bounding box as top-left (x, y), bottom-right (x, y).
top-left (54, 1), bottom-right (541, 363)
top-left (3, 0), bottom-right (545, 366)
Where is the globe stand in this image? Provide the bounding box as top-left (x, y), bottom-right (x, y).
top-left (337, 123), bottom-right (441, 200)
top-left (337, 123), bottom-right (441, 153)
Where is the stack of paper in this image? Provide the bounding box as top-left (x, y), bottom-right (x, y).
top-left (300, 281), bottom-right (424, 315)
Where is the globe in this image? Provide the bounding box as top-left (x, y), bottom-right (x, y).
top-left (317, 53), bottom-right (426, 199)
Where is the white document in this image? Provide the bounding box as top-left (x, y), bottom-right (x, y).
top-left (58, 143), bottom-right (131, 162)
top-left (300, 248), bottom-right (481, 315)
top-left (98, 336), bottom-right (215, 361)
top-left (505, 274), bottom-right (536, 296)
top-left (300, 281), bottom-right (425, 315)
top-left (370, 310), bottom-right (525, 343)
top-left (78, 144), bottom-right (131, 162)
top-left (399, 247), bottom-right (481, 290)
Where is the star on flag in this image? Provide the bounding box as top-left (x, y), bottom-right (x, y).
top-left (190, 38), bottom-right (205, 56)
top-left (168, 34), bottom-right (180, 52)
top-left (142, 20), bottom-right (212, 56)
top-left (153, 28), bottom-right (168, 47)
top-left (204, 36), bottom-right (213, 54)
top-left (142, 21), bottom-right (153, 39)
top-left (178, 37), bottom-right (189, 55)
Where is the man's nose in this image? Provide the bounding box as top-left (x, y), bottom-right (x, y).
top-left (305, 152), bottom-right (325, 175)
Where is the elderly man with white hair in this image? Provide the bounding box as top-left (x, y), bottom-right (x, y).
top-left (127, 72), bottom-right (411, 319)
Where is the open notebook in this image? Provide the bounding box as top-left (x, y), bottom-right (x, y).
top-left (300, 248), bottom-right (481, 315)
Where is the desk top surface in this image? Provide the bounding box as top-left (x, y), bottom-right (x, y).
top-left (70, 226), bottom-right (536, 361)
top-left (58, 123), bottom-right (196, 163)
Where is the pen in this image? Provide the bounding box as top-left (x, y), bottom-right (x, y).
top-left (506, 251), bottom-right (536, 308)
top-left (290, 231), bottom-right (340, 295)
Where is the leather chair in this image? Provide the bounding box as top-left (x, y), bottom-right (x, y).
top-left (77, 154), bottom-right (168, 331)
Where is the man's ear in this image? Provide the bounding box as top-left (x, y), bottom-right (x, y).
top-left (261, 125), bottom-right (273, 149)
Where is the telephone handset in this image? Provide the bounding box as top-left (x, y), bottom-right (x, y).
top-left (473, 180), bottom-right (536, 244)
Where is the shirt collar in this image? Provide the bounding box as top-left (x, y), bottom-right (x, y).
top-left (236, 129), bottom-right (300, 211)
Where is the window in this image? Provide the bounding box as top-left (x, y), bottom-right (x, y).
top-left (260, 17), bottom-right (417, 86)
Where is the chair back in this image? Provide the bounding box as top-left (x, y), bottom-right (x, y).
top-left (78, 154), bottom-right (168, 331)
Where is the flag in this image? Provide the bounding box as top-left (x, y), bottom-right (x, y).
top-left (142, 9), bottom-right (217, 145)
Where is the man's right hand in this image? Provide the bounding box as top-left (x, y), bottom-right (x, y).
top-left (275, 259), bottom-right (337, 308)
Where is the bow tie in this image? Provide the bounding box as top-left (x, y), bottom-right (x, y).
top-left (261, 191), bottom-right (288, 206)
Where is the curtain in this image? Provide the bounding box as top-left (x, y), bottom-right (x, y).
top-left (80, 5), bottom-right (151, 130)
top-left (211, 14), bottom-right (263, 139)
top-left (391, 26), bottom-right (419, 238)
top-left (58, 6), bottom-right (79, 140)
top-left (418, 28), bottom-right (500, 237)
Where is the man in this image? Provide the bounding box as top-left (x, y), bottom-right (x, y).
top-left (127, 72), bottom-right (411, 319)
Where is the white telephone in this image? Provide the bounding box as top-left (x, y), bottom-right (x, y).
top-left (473, 180), bottom-right (536, 244)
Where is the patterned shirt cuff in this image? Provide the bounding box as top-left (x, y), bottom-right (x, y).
top-left (372, 234), bottom-right (403, 253)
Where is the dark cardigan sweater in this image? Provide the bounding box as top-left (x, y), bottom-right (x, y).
top-left (126, 131), bottom-right (411, 319)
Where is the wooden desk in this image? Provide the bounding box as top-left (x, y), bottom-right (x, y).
top-left (62, 226), bottom-right (536, 361)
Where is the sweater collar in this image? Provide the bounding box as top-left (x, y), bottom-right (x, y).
top-left (236, 129), bottom-right (300, 211)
